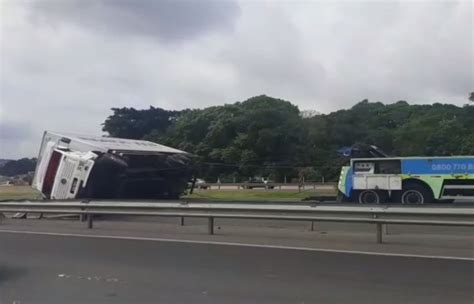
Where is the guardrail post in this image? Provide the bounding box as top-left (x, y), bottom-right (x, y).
top-left (310, 221), bottom-right (315, 231)
top-left (376, 223), bottom-right (382, 243)
top-left (80, 200), bottom-right (89, 222)
top-left (87, 214), bottom-right (94, 229)
top-left (180, 216), bottom-right (185, 226)
top-left (208, 217), bottom-right (214, 235)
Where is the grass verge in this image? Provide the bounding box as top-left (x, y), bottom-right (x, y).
top-left (0, 186), bottom-right (337, 202)
top-left (185, 189), bottom-right (336, 201)
top-left (0, 185), bottom-right (43, 201)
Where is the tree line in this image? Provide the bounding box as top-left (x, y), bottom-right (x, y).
top-left (2, 94), bottom-right (471, 181)
top-left (103, 94), bottom-right (474, 182)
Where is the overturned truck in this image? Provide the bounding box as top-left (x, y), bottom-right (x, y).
top-left (32, 131), bottom-right (193, 200)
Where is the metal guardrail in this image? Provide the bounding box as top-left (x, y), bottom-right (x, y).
top-left (197, 182), bottom-right (337, 190)
top-left (0, 201), bottom-right (472, 243)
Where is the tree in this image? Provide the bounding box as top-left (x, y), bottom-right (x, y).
top-left (102, 106), bottom-right (184, 139)
top-left (469, 92), bottom-right (474, 102)
top-left (144, 95), bottom-right (306, 181)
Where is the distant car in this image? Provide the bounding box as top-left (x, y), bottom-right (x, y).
top-left (194, 178), bottom-right (209, 189)
top-left (241, 178), bottom-right (274, 189)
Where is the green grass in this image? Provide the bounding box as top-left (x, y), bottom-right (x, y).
top-left (185, 189), bottom-right (336, 201)
top-left (0, 185), bottom-right (43, 201)
top-left (0, 186), bottom-right (337, 202)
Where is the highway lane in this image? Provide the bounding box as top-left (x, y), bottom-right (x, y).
top-left (0, 232), bottom-right (472, 304)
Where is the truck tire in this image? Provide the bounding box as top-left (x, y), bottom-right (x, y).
top-left (400, 182), bottom-right (434, 204)
top-left (357, 190), bottom-right (381, 204)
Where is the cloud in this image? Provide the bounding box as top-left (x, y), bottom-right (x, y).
top-left (0, 121), bottom-right (33, 159)
top-left (28, 0), bottom-right (240, 42)
top-left (0, 121), bottom-right (30, 141)
top-left (206, 1), bottom-right (472, 111)
top-left (0, 0), bottom-right (472, 158)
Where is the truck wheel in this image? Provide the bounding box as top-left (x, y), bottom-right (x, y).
top-left (400, 182), bottom-right (434, 204)
top-left (358, 190), bottom-right (380, 204)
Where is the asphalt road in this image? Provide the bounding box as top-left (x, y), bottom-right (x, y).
top-left (1, 232), bottom-right (472, 304)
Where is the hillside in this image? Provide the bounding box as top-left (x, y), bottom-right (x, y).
top-left (0, 158), bottom-right (37, 177)
top-left (0, 159), bottom-right (12, 168)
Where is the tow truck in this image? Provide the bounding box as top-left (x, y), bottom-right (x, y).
top-left (337, 145), bottom-right (474, 204)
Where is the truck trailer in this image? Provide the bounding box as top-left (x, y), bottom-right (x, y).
top-left (338, 155), bottom-right (474, 204)
top-left (32, 131), bottom-right (193, 200)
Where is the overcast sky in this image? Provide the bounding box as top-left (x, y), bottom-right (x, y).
top-left (0, 0), bottom-right (472, 159)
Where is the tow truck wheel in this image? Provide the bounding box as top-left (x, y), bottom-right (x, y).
top-left (358, 190), bottom-right (380, 204)
top-left (401, 190), bottom-right (424, 204)
top-left (400, 182), bottom-right (434, 204)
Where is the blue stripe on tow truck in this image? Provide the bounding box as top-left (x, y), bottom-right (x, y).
top-left (401, 158), bottom-right (474, 175)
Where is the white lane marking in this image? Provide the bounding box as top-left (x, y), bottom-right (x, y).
top-left (57, 273), bottom-right (118, 282)
top-left (0, 229), bottom-right (472, 261)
